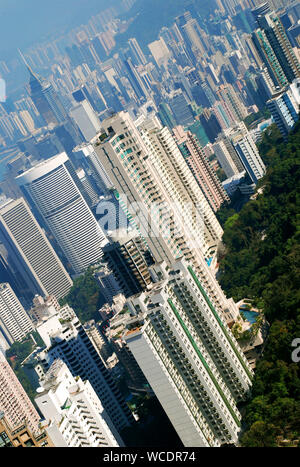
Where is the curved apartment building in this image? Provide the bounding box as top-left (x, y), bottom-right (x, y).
top-left (16, 152), bottom-right (108, 274)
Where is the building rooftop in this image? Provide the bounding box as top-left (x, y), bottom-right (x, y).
top-left (15, 152), bottom-right (69, 185)
top-left (124, 326), bottom-right (143, 338)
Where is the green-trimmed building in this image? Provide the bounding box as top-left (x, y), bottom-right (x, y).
top-left (123, 260), bottom-right (253, 447)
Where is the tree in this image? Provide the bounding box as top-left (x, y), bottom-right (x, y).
top-left (218, 123), bottom-right (300, 446)
top-left (59, 267), bottom-right (106, 324)
top-left (241, 421), bottom-right (279, 447)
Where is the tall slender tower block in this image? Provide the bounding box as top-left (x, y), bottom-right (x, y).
top-left (92, 111), bottom-right (239, 324)
top-left (0, 282), bottom-right (34, 345)
top-left (0, 197), bottom-right (72, 301)
top-left (173, 126), bottom-right (230, 211)
top-left (124, 260), bottom-right (253, 447)
top-left (251, 5), bottom-right (300, 88)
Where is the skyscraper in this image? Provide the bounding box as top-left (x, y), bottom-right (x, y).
top-left (0, 283), bottom-right (34, 345)
top-left (213, 138), bottom-right (245, 179)
top-left (72, 143), bottom-right (114, 194)
top-left (266, 78), bottom-right (300, 138)
top-left (20, 51), bottom-right (68, 126)
top-left (148, 37), bottom-right (172, 68)
top-left (181, 18), bottom-right (207, 57)
top-left (124, 260), bottom-right (253, 447)
top-left (229, 125), bottom-right (266, 184)
top-left (16, 153), bottom-right (108, 275)
top-left (173, 126), bottom-right (230, 212)
top-left (38, 317), bottom-right (134, 433)
top-left (0, 197), bottom-right (73, 301)
top-left (251, 4), bottom-right (300, 88)
top-left (92, 112), bottom-right (239, 325)
top-left (72, 86), bottom-right (98, 112)
top-left (0, 350), bottom-right (40, 434)
top-left (157, 102), bottom-right (177, 130)
top-left (216, 84), bottom-right (248, 124)
top-left (199, 109), bottom-right (223, 143)
top-left (70, 100), bottom-right (102, 142)
top-left (35, 360), bottom-right (123, 447)
top-left (128, 38), bottom-right (148, 66)
top-left (42, 82), bottom-right (68, 124)
top-left (168, 90), bottom-right (194, 126)
top-left (174, 13), bottom-right (198, 64)
top-left (26, 66), bottom-right (58, 126)
top-left (123, 58), bottom-right (150, 101)
top-left (139, 121), bottom-right (223, 256)
top-left (103, 229), bottom-right (153, 298)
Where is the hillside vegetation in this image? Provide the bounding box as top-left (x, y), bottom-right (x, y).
top-left (218, 123), bottom-right (300, 446)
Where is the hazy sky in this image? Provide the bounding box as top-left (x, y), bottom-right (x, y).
top-left (0, 0), bottom-right (118, 60)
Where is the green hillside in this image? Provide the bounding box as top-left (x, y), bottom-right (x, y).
top-left (218, 123), bottom-right (300, 447)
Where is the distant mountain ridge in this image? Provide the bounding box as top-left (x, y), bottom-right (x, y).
top-left (115, 0), bottom-right (215, 49)
top-left (0, 0), bottom-right (122, 60)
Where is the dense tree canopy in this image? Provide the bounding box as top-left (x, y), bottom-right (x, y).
top-left (218, 122), bottom-right (300, 446)
top-left (59, 267), bottom-right (106, 324)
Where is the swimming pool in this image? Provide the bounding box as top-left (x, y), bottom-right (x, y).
top-left (240, 310), bottom-right (259, 324)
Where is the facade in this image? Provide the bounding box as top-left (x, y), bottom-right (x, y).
top-left (42, 82), bottom-right (68, 124)
top-left (16, 152), bottom-right (108, 274)
top-left (148, 37), bottom-right (171, 68)
top-left (0, 197), bottom-right (73, 301)
top-left (38, 316), bottom-right (134, 433)
top-left (138, 121), bottom-right (223, 255)
top-left (230, 127), bottom-right (266, 184)
top-left (26, 66), bottom-right (58, 126)
top-left (266, 79), bottom-right (300, 137)
top-left (72, 142), bottom-right (114, 194)
top-left (158, 102), bottom-right (177, 130)
top-left (0, 283), bottom-right (34, 345)
top-left (181, 19), bottom-right (206, 57)
top-left (104, 229), bottom-right (152, 298)
top-left (92, 111), bottom-right (239, 325)
top-left (124, 260), bottom-right (253, 447)
top-left (75, 167), bottom-right (100, 208)
top-left (216, 84), bottom-right (248, 124)
top-left (128, 38), bottom-right (147, 66)
top-left (168, 90), bottom-right (194, 126)
top-left (70, 100), bottom-right (102, 142)
top-left (0, 350), bottom-right (41, 434)
top-left (252, 6), bottom-right (300, 88)
top-left (0, 412), bottom-right (53, 447)
top-left (35, 360), bottom-right (123, 447)
top-left (173, 126), bottom-right (230, 212)
top-left (213, 138), bottom-right (245, 179)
